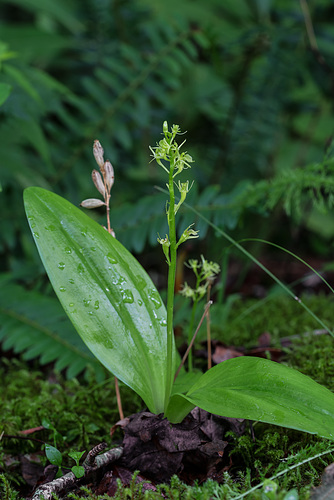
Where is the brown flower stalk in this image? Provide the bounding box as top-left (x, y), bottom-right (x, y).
top-left (80, 141), bottom-right (123, 419)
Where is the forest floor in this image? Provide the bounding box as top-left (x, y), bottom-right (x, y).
top-left (2, 271), bottom-right (334, 499)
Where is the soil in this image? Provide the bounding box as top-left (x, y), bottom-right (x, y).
top-left (29, 409), bottom-right (246, 498)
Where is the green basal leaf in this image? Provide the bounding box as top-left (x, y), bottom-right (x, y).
top-left (24, 187), bottom-right (175, 414)
top-left (167, 357), bottom-right (334, 440)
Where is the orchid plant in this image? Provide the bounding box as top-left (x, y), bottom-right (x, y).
top-left (24, 123), bottom-right (334, 440)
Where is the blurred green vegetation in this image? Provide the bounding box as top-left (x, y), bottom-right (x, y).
top-left (1, 0), bottom-right (334, 377)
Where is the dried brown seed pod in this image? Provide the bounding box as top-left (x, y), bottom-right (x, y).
top-left (92, 169), bottom-right (106, 197)
top-left (104, 160), bottom-right (114, 190)
top-left (80, 198), bottom-right (106, 208)
top-left (93, 140), bottom-right (105, 170)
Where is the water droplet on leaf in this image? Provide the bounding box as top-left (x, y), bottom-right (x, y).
top-left (77, 264), bottom-right (85, 273)
top-left (122, 290), bottom-right (134, 304)
top-left (106, 252), bottom-right (117, 264)
top-left (58, 262), bottom-right (66, 270)
top-left (136, 276), bottom-right (147, 290)
top-left (148, 289), bottom-right (162, 308)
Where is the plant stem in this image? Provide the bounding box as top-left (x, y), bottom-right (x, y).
top-left (164, 162), bottom-right (177, 412)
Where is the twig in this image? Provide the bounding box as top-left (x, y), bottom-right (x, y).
top-left (299, 0), bottom-right (319, 52)
top-left (206, 283), bottom-right (212, 370)
top-left (114, 376), bottom-right (124, 420)
top-left (31, 445), bottom-right (123, 500)
top-left (174, 300), bottom-right (213, 382)
top-left (299, 0), bottom-right (334, 81)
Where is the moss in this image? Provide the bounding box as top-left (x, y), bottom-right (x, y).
top-left (1, 294), bottom-right (334, 498)
top-left (0, 357), bottom-right (142, 466)
top-left (211, 292), bottom-right (334, 347)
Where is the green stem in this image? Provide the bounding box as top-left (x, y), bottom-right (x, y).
top-left (164, 162), bottom-right (177, 412)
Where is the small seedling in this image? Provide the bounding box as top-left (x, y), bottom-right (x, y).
top-left (43, 419), bottom-right (85, 479)
top-left (68, 451), bottom-right (85, 479)
top-left (24, 122), bottom-right (334, 441)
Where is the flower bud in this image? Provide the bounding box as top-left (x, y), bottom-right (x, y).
top-left (80, 198), bottom-right (106, 209)
top-left (104, 160), bottom-right (114, 190)
top-left (176, 224), bottom-right (199, 248)
top-left (93, 140), bottom-right (105, 169)
top-left (92, 169), bottom-right (106, 197)
top-left (157, 235), bottom-right (171, 265)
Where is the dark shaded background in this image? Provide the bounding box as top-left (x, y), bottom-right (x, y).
top-left (1, 0), bottom-right (334, 378)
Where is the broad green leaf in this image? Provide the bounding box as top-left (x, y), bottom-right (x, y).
top-left (167, 357), bottom-right (334, 440)
top-left (24, 187), bottom-right (174, 414)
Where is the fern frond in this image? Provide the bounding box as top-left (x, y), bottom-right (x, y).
top-left (109, 158), bottom-right (334, 252)
top-left (0, 277), bottom-right (106, 381)
top-left (239, 158), bottom-right (334, 217)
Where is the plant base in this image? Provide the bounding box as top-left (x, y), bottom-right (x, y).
top-left (117, 407), bottom-right (246, 484)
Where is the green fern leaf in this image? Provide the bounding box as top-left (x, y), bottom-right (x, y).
top-left (0, 277), bottom-right (106, 381)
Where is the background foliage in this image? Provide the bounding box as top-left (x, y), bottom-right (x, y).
top-left (1, 0), bottom-right (334, 378)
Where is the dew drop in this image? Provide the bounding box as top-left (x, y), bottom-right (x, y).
top-left (81, 229), bottom-right (87, 237)
top-left (65, 247), bottom-right (72, 254)
top-left (159, 318), bottom-right (167, 326)
top-left (45, 224), bottom-right (56, 231)
top-left (69, 303), bottom-right (75, 307)
top-left (77, 263), bottom-right (85, 273)
top-left (94, 300), bottom-right (99, 310)
top-left (68, 278), bottom-right (75, 284)
top-left (83, 298), bottom-right (91, 307)
top-left (106, 252), bottom-right (117, 264)
top-left (90, 247), bottom-right (96, 252)
top-left (58, 262), bottom-right (66, 270)
top-left (122, 289), bottom-right (134, 304)
top-left (136, 276), bottom-right (147, 290)
top-left (148, 288), bottom-right (162, 308)
top-left (88, 311), bottom-right (93, 316)
top-left (138, 299), bottom-right (143, 306)
top-left (59, 286), bottom-right (66, 292)
top-left (33, 232), bottom-right (40, 239)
